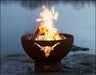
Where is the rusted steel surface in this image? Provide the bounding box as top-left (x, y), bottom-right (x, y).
top-left (21, 33), bottom-right (74, 71)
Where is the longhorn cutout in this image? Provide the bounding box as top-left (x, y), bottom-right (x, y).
top-left (34, 42), bottom-right (60, 57)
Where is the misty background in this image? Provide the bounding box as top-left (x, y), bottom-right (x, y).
top-left (1, 0), bottom-right (95, 55)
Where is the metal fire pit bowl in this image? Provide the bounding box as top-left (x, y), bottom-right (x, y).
top-left (21, 33), bottom-right (74, 71)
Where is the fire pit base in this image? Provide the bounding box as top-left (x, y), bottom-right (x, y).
top-left (35, 61), bottom-right (61, 71)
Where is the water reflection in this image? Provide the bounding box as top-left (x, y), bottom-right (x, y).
top-left (1, 0), bottom-right (95, 10)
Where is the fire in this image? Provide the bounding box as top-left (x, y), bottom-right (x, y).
top-left (35, 5), bottom-right (62, 41)
top-left (33, 5), bottom-right (64, 57)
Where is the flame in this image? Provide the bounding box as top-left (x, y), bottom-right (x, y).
top-left (34, 5), bottom-right (63, 57)
top-left (36, 5), bottom-right (62, 41)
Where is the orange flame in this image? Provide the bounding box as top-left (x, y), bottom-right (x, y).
top-left (36, 5), bottom-right (62, 41)
top-left (34, 5), bottom-right (64, 57)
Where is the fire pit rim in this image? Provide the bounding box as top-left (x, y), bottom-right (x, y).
top-left (21, 33), bottom-right (74, 42)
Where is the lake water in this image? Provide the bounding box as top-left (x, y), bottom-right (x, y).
top-left (1, 1), bottom-right (95, 55)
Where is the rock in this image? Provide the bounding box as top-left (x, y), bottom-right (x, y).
top-left (62, 53), bottom-right (96, 75)
top-left (1, 53), bottom-right (95, 75)
top-left (71, 45), bottom-right (90, 52)
top-left (5, 53), bottom-right (27, 57)
top-left (1, 56), bottom-right (34, 63)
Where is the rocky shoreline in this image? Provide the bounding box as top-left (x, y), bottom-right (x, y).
top-left (71, 45), bottom-right (90, 52)
top-left (1, 53), bottom-right (95, 75)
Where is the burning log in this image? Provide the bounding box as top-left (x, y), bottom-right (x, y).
top-left (28, 25), bottom-right (44, 40)
top-left (31, 27), bottom-right (40, 40)
top-left (31, 25), bottom-right (46, 40)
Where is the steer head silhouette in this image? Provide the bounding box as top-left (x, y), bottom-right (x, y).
top-left (34, 42), bottom-right (60, 57)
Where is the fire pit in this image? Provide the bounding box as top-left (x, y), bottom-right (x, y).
top-left (21, 33), bottom-right (73, 71)
top-left (21, 5), bottom-right (74, 71)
